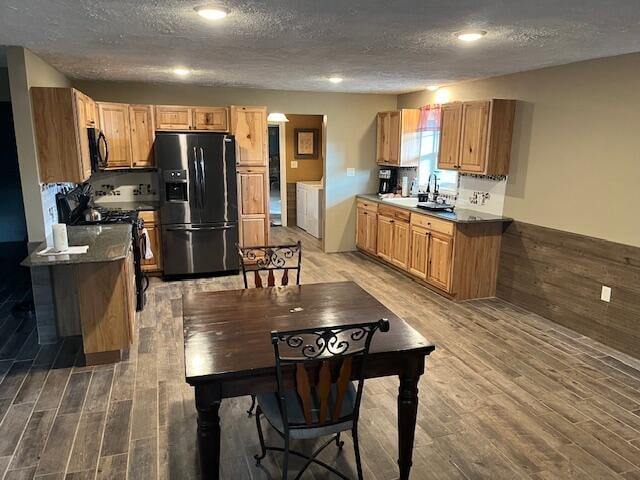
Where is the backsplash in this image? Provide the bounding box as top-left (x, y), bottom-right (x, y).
top-left (89, 171), bottom-right (159, 203)
top-left (456, 173), bottom-right (507, 215)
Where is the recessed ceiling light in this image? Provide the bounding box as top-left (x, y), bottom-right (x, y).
top-left (328, 77), bottom-right (343, 84)
top-left (427, 85), bottom-right (440, 91)
top-left (457, 30), bottom-right (487, 42)
top-left (194, 5), bottom-right (230, 20)
top-left (173, 68), bottom-right (190, 76)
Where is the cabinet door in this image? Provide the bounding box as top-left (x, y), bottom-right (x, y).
top-left (387, 110), bottom-right (401, 165)
top-left (376, 112), bottom-right (390, 164)
top-left (237, 167), bottom-right (269, 247)
top-left (427, 232), bottom-right (453, 292)
top-left (193, 107), bottom-right (228, 131)
top-left (408, 226), bottom-right (429, 279)
top-left (365, 212), bottom-right (377, 254)
top-left (240, 217), bottom-right (267, 247)
top-left (391, 220), bottom-right (410, 270)
top-left (238, 169), bottom-right (267, 215)
top-left (376, 215), bottom-right (394, 263)
top-left (73, 92), bottom-right (93, 181)
top-left (155, 105), bottom-right (192, 130)
top-left (129, 105), bottom-right (155, 168)
top-left (231, 107), bottom-right (267, 166)
top-left (356, 208), bottom-right (368, 250)
top-left (459, 101), bottom-right (490, 173)
top-left (437, 103), bottom-right (462, 170)
top-left (98, 102), bottom-right (132, 168)
top-left (141, 225), bottom-right (162, 272)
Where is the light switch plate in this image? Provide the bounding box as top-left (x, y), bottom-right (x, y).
top-left (601, 285), bottom-right (611, 302)
top-left (347, 168), bottom-right (355, 177)
top-left (291, 161), bottom-right (298, 169)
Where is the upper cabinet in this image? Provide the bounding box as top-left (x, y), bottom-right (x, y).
top-left (155, 105), bottom-right (229, 132)
top-left (437, 99), bottom-right (516, 175)
top-left (97, 102), bottom-right (155, 170)
top-left (376, 109), bottom-right (420, 167)
top-left (230, 106), bottom-right (268, 167)
top-left (31, 87), bottom-right (94, 183)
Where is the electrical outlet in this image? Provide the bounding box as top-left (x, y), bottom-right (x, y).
top-left (291, 161), bottom-right (298, 169)
top-left (347, 168), bottom-right (355, 177)
top-left (600, 286), bottom-right (612, 303)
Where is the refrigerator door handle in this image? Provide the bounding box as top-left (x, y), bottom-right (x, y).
top-left (199, 147), bottom-right (206, 206)
top-left (165, 225), bottom-right (235, 232)
top-left (192, 146), bottom-right (202, 212)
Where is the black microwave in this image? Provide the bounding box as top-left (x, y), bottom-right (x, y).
top-left (87, 127), bottom-right (109, 172)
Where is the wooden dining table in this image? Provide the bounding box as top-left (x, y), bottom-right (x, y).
top-left (183, 281), bottom-right (435, 479)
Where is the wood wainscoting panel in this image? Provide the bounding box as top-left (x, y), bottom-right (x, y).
top-left (287, 183), bottom-right (297, 226)
top-left (497, 221), bottom-right (640, 358)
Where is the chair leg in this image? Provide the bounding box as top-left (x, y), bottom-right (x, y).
top-left (254, 407), bottom-right (267, 465)
top-left (335, 432), bottom-right (344, 450)
top-left (352, 427), bottom-right (364, 480)
top-left (282, 436), bottom-right (290, 480)
top-left (247, 394), bottom-right (256, 416)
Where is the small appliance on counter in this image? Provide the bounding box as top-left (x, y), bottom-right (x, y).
top-left (378, 168), bottom-right (397, 195)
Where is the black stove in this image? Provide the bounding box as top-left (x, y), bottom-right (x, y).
top-left (77, 208), bottom-right (139, 226)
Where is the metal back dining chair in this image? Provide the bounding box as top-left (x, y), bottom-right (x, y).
top-left (254, 319), bottom-right (390, 480)
top-left (237, 241), bottom-right (303, 415)
top-left (237, 241), bottom-right (302, 289)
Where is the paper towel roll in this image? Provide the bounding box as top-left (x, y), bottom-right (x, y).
top-left (52, 224), bottom-right (69, 253)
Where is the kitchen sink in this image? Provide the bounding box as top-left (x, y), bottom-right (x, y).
top-left (381, 197), bottom-right (418, 207)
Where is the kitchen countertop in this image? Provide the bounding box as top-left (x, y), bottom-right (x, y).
top-left (21, 224), bottom-right (132, 267)
top-left (356, 194), bottom-right (513, 224)
top-left (93, 201), bottom-right (160, 212)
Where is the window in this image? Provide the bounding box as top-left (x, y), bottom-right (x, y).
top-left (417, 107), bottom-right (457, 193)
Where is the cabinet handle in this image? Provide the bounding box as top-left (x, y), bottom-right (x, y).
top-left (363, 212), bottom-right (368, 216)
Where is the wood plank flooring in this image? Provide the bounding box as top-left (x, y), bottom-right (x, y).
top-left (0, 228), bottom-right (639, 479)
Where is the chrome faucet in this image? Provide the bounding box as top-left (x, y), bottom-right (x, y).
top-left (426, 173), bottom-right (439, 202)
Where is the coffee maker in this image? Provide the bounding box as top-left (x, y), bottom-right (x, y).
top-left (378, 168), bottom-right (397, 194)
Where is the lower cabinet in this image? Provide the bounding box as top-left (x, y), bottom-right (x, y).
top-left (139, 211), bottom-right (162, 273)
top-left (356, 199), bottom-right (503, 300)
top-left (356, 204), bottom-right (377, 254)
top-left (426, 232), bottom-right (454, 291)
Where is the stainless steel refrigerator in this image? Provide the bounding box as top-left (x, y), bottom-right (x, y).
top-left (155, 132), bottom-right (239, 276)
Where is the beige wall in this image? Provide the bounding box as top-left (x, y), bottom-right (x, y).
top-left (7, 47), bottom-right (70, 242)
top-left (75, 80), bottom-right (396, 252)
top-left (399, 53), bottom-right (640, 248)
top-left (0, 68), bottom-right (10, 102)
top-left (284, 114), bottom-right (324, 183)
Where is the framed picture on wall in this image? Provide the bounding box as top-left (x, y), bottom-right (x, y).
top-left (294, 128), bottom-right (319, 159)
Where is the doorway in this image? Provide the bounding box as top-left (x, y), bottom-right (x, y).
top-left (268, 125), bottom-right (282, 226)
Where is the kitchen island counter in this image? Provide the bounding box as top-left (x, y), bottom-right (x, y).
top-left (21, 224), bottom-right (132, 267)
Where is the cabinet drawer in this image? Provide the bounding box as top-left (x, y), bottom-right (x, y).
top-left (139, 210), bottom-right (159, 225)
top-left (378, 204), bottom-right (410, 222)
top-left (410, 213), bottom-right (454, 236)
top-left (356, 199), bottom-right (378, 213)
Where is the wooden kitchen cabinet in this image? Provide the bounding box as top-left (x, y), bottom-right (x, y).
top-left (155, 105), bottom-right (229, 131)
top-left (139, 210), bottom-right (162, 273)
top-left (376, 109), bottom-right (421, 166)
top-left (237, 166), bottom-right (269, 247)
top-left (357, 199), bottom-right (505, 300)
top-left (356, 200), bottom-right (378, 254)
top-left (129, 105), bottom-right (155, 168)
top-left (230, 106), bottom-right (268, 166)
top-left (427, 232), bottom-right (454, 291)
top-left (31, 87), bottom-right (95, 183)
top-left (97, 102), bottom-right (155, 169)
top-left (437, 99), bottom-right (515, 175)
top-left (155, 105), bottom-right (192, 130)
top-left (193, 107), bottom-right (228, 131)
top-left (97, 102), bottom-right (132, 168)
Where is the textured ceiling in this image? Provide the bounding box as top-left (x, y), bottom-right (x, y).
top-left (1, 1), bottom-right (640, 93)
